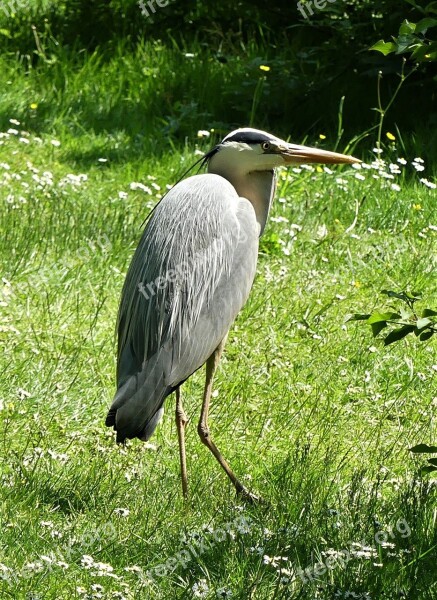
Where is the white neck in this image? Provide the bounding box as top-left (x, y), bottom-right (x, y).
top-left (208, 154), bottom-right (276, 235)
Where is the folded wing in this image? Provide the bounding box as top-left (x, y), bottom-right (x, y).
top-left (106, 173), bottom-right (259, 442)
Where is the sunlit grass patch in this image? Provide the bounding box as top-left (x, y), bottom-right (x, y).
top-left (0, 105), bottom-right (436, 600)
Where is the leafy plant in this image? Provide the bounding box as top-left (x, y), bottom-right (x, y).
top-left (371, 15), bottom-right (437, 62)
top-left (347, 290), bottom-right (437, 345)
top-left (349, 291), bottom-right (437, 477)
top-left (409, 444), bottom-right (437, 473)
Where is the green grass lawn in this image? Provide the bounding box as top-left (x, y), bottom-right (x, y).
top-left (1, 51), bottom-right (436, 600)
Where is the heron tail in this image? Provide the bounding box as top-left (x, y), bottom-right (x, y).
top-left (105, 351), bottom-right (174, 443)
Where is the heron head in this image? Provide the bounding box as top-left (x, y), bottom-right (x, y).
top-left (206, 127), bottom-right (360, 175)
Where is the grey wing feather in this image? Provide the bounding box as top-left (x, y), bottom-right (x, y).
top-left (106, 173), bottom-right (259, 442)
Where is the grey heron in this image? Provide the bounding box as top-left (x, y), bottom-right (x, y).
top-left (106, 128), bottom-right (359, 501)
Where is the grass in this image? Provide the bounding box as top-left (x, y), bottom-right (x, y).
top-left (0, 38), bottom-right (437, 600)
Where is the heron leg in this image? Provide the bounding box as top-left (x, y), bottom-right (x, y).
top-left (175, 387), bottom-right (188, 499)
top-left (197, 337), bottom-right (260, 503)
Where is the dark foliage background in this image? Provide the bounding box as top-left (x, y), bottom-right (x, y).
top-left (1, 0), bottom-right (436, 149)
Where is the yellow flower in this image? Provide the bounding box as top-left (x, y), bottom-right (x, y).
top-left (30, 103), bottom-right (38, 110)
top-left (353, 281), bottom-right (362, 288)
top-left (412, 203), bottom-right (422, 211)
top-left (386, 132), bottom-right (396, 141)
top-left (259, 65), bottom-right (270, 72)
top-left (316, 165), bottom-right (323, 173)
top-left (319, 134), bottom-right (326, 140)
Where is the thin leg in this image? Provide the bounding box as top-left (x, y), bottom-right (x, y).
top-left (175, 387), bottom-right (188, 499)
top-left (197, 337), bottom-right (260, 503)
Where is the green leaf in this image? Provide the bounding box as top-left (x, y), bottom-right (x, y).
top-left (411, 43), bottom-right (432, 61)
top-left (395, 34), bottom-right (418, 54)
top-left (371, 321), bottom-right (387, 337)
top-left (416, 317), bottom-right (432, 330)
top-left (409, 444), bottom-right (437, 453)
top-left (415, 17), bottom-right (437, 33)
top-left (345, 313), bottom-right (371, 322)
top-left (425, 2), bottom-right (437, 15)
top-left (399, 20), bottom-right (416, 35)
top-left (422, 308), bottom-right (437, 317)
top-left (405, 0), bottom-right (426, 12)
top-left (368, 312), bottom-right (401, 324)
top-left (370, 40), bottom-right (397, 56)
top-left (384, 325), bottom-right (416, 345)
top-left (381, 290), bottom-right (409, 301)
top-left (383, 289), bottom-right (422, 302)
top-left (419, 330), bottom-right (434, 341)
top-left (0, 29), bottom-right (12, 38)
top-left (420, 465), bottom-right (437, 473)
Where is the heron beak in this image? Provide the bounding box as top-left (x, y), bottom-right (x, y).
top-left (280, 143), bottom-right (360, 165)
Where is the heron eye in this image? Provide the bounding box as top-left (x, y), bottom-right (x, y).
top-left (262, 142), bottom-right (271, 151)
